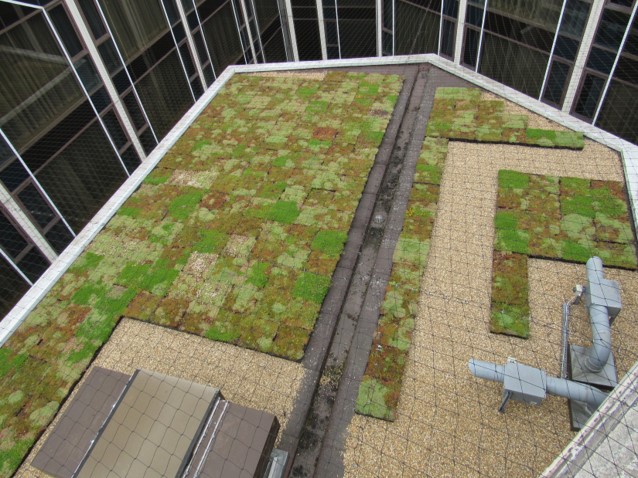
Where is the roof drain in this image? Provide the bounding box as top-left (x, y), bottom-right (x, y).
top-left (469, 257), bottom-right (621, 429)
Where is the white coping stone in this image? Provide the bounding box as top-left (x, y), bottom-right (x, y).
top-left (2, 56), bottom-right (637, 475)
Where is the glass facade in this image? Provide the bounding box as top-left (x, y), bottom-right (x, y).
top-left (0, 0), bottom-right (637, 317)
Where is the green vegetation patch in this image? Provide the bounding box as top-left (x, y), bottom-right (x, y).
top-left (0, 71), bottom-right (405, 475)
top-left (427, 87), bottom-right (583, 150)
top-left (491, 170), bottom-right (637, 338)
top-left (311, 230), bottom-right (348, 257)
top-left (356, 139), bottom-right (447, 421)
top-left (293, 272), bottom-right (331, 304)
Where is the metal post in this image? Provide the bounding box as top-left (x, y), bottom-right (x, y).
top-left (36, 6), bottom-right (132, 177)
top-left (593, 1), bottom-right (638, 124)
top-left (238, 0), bottom-right (259, 63)
top-left (316, 0), bottom-right (328, 60)
top-left (64, 0), bottom-right (146, 161)
top-left (283, 0), bottom-right (300, 61)
top-left (249, 0), bottom-right (266, 62)
top-left (392, 0), bottom-right (395, 55)
top-left (562, 0), bottom-right (605, 113)
top-left (157, 0), bottom-right (197, 101)
top-left (191, 0), bottom-right (218, 78)
top-left (95, 0), bottom-right (159, 143)
top-left (175, 0), bottom-right (208, 90)
top-left (454, 0), bottom-right (467, 64)
top-left (334, 0), bottom-right (342, 59)
top-left (475, 0), bottom-right (488, 72)
top-left (376, 0), bottom-right (382, 56)
top-left (229, 0), bottom-right (250, 64)
top-left (539, 0), bottom-right (568, 101)
top-left (438, 0), bottom-right (444, 56)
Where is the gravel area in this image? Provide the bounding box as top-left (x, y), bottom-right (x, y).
top-left (343, 138), bottom-right (638, 477)
top-left (16, 319), bottom-right (305, 477)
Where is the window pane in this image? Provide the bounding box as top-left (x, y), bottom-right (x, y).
top-left (0, 255), bottom-right (31, 317)
top-left (0, 161), bottom-right (30, 192)
top-left (18, 184), bottom-right (56, 229)
top-left (19, 246), bottom-right (49, 282)
top-left (0, 211), bottom-right (29, 259)
top-left (543, 61), bottom-right (570, 105)
top-left (45, 220), bottom-right (74, 254)
top-left (479, 32), bottom-right (548, 98)
top-left (575, 74), bottom-right (604, 119)
top-left (36, 122), bottom-right (127, 231)
top-left (0, 13), bottom-right (84, 151)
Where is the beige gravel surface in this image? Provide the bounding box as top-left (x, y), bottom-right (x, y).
top-left (344, 138), bottom-right (638, 477)
top-left (17, 319), bottom-right (305, 477)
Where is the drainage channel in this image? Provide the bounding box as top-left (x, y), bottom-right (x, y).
top-left (312, 67), bottom-right (474, 477)
top-left (305, 64), bottom-right (432, 477)
top-left (280, 64), bottom-right (473, 477)
top-left (274, 63), bottom-right (421, 476)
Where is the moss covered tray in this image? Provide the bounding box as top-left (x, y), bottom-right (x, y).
top-left (0, 71), bottom-right (403, 476)
top-left (355, 138), bottom-right (447, 421)
top-left (492, 170), bottom-right (637, 338)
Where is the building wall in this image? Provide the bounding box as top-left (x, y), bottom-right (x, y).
top-left (0, 0), bottom-right (636, 316)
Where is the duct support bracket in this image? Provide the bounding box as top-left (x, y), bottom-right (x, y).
top-left (568, 345), bottom-right (617, 430)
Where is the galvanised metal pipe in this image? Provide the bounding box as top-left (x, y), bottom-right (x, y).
top-left (585, 257), bottom-right (613, 373)
top-left (468, 359), bottom-right (607, 409)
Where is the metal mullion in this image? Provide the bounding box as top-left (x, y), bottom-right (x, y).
top-left (0, 245), bottom-right (33, 287)
top-left (316, 0), bottom-right (328, 60)
top-left (562, 0), bottom-right (605, 113)
top-left (157, 0), bottom-right (197, 101)
top-left (281, 0), bottom-right (299, 61)
top-left (593, 1), bottom-right (638, 124)
top-left (539, 0), bottom-right (568, 101)
top-left (230, 0), bottom-right (251, 64)
top-left (64, 0), bottom-right (147, 161)
top-left (191, 0), bottom-right (217, 78)
top-left (454, 0), bottom-right (467, 64)
top-left (274, 0), bottom-right (290, 61)
top-left (376, 0), bottom-right (382, 56)
top-left (39, 9), bottom-right (132, 178)
top-left (248, 0), bottom-right (266, 62)
top-left (0, 128), bottom-right (76, 241)
top-left (174, 0), bottom-right (208, 90)
top-left (334, 0), bottom-right (342, 59)
top-left (94, 0), bottom-right (160, 143)
top-left (3, 0), bottom-right (131, 178)
top-left (237, 0), bottom-right (259, 63)
top-left (0, 181), bottom-right (58, 263)
top-left (392, 0), bottom-right (395, 56)
top-left (475, 0), bottom-right (488, 72)
top-left (438, 0), bottom-right (444, 56)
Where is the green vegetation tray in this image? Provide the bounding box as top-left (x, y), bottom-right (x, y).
top-left (492, 170), bottom-right (637, 338)
top-left (427, 87), bottom-right (584, 149)
top-left (355, 138), bottom-right (447, 421)
top-left (0, 71), bottom-right (403, 476)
